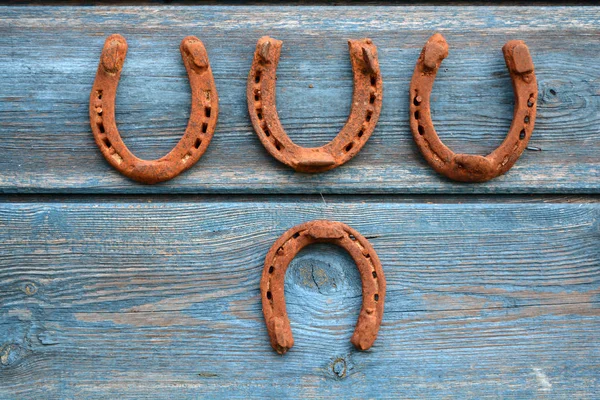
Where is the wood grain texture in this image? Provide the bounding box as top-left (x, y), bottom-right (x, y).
top-left (0, 200), bottom-right (598, 398)
top-left (0, 6), bottom-right (598, 193)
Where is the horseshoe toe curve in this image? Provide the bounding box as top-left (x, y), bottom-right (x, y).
top-left (90, 34), bottom-right (219, 184)
top-left (247, 36), bottom-right (383, 173)
top-left (260, 220), bottom-right (386, 354)
top-left (409, 33), bottom-right (538, 183)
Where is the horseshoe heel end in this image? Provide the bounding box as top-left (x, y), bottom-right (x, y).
top-left (348, 38), bottom-right (378, 74)
top-left (181, 36), bottom-right (209, 71)
top-left (268, 316), bottom-right (294, 354)
top-left (351, 308), bottom-right (380, 351)
top-left (503, 40), bottom-right (534, 76)
top-left (101, 34), bottom-right (127, 74)
top-left (422, 33), bottom-right (448, 72)
top-left (256, 36), bottom-right (282, 64)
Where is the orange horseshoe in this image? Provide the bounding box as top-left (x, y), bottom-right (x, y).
top-left (409, 34), bottom-right (538, 182)
top-left (247, 36), bottom-right (383, 173)
top-left (261, 220), bottom-right (386, 354)
top-left (90, 34), bottom-right (219, 184)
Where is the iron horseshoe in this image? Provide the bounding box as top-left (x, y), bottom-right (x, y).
top-left (261, 220), bottom-right (386, 354)
top-left (247, 36), bottom-right (383, 173)
top-left (90, 34), bottom-right (219, 184)
top-left (409, 33), bottom-right (538, 182)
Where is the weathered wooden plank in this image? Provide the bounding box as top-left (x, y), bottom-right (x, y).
top-left (0, 200), bottom-right (598, 397)
top-left (0, 6), bottom-right (598, 193)
top-left (2, 193), bottom-right (599, 204)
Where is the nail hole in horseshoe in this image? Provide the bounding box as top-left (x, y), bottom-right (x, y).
top-left (97, 121), bottom-right (105, 134)
top-left (524, 116), bottom-right (530, 124)
top-left (358, 129), bottom-right (364, 138)
top-left (268, 266), bottom-right (274, 274)
top-left (205, 107), bottom-right (211, 118)
top-left (369, 92), bottom-right (376, 104)
top-left (414, 111), bottom-right (420, 120)
top-left (256, 109), bottom-right (263, 120)
top-left (275, 141), bottom-right (282, 151)
top-left (413, 95), bottom-right (421, 106)
top-left (418, 125), bottom-right (425, 135)
top-left (292, 232), bottom-right (300, 239)
top-left (255, 72), bottom-right (261, 84)
top-left (374, 294), bottom-right (379, 301)
top-left (528, 94), bottom-right (535, 107)
top-left (372, 271), bottom-right (377, 278)
top-left (194, 138), bottom-right (202, 149)
top-left (349, 234), bottom-right (356, 241)
top-left (96, 90), bottom-right (103, 100)
top-left (345, 142), bottom-right (354, 152)
top-left (201, 122), bottom-right (208, 133)
top-left (103, 137), bottom-right (111, 148)
top-left (263, 125), bottom-right (271, 137)
top-left (366, 111), bottom-right (372, 122)
top-left (370, 75), bottom-right (376, 86)
top-left (519, 129), bottom-right (526, 140)
top-left (266, 291), bottom-right (272, 300)
top-left (254, 90), bottom-right (260, 101)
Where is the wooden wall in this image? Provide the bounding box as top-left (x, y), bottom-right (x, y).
top-left (0, 5), bottom-right (598, 398)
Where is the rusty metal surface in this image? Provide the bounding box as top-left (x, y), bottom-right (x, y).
top-left (409, 33), bottom-right (538, 183)
top-left (90, 34), bottom-right (219, 184)
top-left (260, 220), bottom-right (386, 354)
top-left (247, 36), bottom-right (383, 173)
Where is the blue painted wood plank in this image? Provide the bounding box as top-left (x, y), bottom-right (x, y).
top-left (0, 200), bottom-right (598, 397)
top-left (0, 6), bottom-right (598, 193)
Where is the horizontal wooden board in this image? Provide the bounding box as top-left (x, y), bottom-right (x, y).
top-left (0, 6), bottom-right (598, 193)
top-left (0, 200), bottom-right (598, 397)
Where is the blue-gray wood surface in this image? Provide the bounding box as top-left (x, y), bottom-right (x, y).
top-left (0, 200), bottom-right (599, 398)
top-left (0, 6), bottom-right (598, 193)
top-left (1, 5), bottom-right (599, 399)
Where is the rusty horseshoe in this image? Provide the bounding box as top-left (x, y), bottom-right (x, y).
top-left (409, 34), bottom-right (538, 182)
top-left (261, 220), bottom-right (386, 354)
top-left (90, 34), bottom-right (219, 184)
top-left (247, 36), bottom-right (383, 173)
